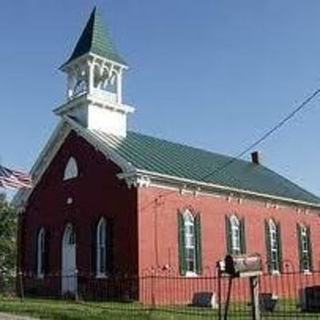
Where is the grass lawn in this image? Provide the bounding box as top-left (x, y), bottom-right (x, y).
top-left (0, 297), bottom-right (319, 319)
top-left (0, 297), bottom-right (218, 320)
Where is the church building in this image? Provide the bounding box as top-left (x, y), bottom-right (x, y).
top-left (14, 8), bottom-right (320, 302)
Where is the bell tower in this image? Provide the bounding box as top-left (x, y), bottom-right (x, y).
top-left (54, 8), bottom-right (134, 137)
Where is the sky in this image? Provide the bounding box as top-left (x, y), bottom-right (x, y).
top-left (1, 0), bottom-right (320, 197)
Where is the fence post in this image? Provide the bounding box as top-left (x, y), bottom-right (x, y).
top-left (217, 264), bottom-right (222, 320)
top-left (224, 276), bottom-right (233, 320)
top-left (151, 274), bottom-right (155, 308)
top-left (74, 269), bottom-right (79, 301)
top-left (249, 276), bottom-right (261, 320)
top-left (18, 271), bottom-right (24, 302)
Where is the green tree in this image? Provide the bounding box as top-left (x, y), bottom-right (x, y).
top-left (0, 193), bottom-right (17, 292)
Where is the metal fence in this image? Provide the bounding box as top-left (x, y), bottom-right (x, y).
top-left (3, 269), bottom-right (320, 319)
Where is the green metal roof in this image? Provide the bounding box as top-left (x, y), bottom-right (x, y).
top-left (92, 129), bottom-right (320, 205)
top-left (63, 8), bottom-right (126, 67)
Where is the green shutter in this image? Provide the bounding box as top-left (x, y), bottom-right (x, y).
top-left (178, 213), bottom-right (186, 276)
top-left (265, 220), bottom-right (271, 273)
top-left (240, 218), bottom-right (246, 254)
top-left (195, 213), bottom-right (203, 275)
top-left (277, 222), bottom-right (283, 272)
top-left (307, 226), bottom-right (313, 272)
top-left (297, 224), bottom-right (303, 272)
top-left (225, 216), bottom-right (232, 255)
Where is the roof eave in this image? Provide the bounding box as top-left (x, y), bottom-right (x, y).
top-left (60, 52), bottom-right (128, 72)
top-left (131, 169), bottom-right (320, 210)
top-left (12, 120), bottom-right (72, 209)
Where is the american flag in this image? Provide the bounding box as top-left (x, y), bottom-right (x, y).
top-left (0, 165), bottom-right (32, 189)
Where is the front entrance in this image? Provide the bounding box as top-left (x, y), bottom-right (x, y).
top-left (61, 224), bottom-right (77, 295)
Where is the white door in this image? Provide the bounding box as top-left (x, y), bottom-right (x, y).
top-left (62, 224), bottom-right (77, 295)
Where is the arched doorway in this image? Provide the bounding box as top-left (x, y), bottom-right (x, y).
top-left (61, 224), bottom-right (77, 295)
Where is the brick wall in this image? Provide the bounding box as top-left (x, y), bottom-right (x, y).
top-left (19, 131), bottom-right (139, 296)
top-left (137, 186), bottom-right (320, 302)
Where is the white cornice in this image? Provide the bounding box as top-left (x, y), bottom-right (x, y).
top-left (118, 172), bottom-right (150, 188)
top-left (53, 94), bottom-right (134, 116)
top-left (118, 170), bottom-right (320, 210)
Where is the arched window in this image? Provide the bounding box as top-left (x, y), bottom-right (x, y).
top-left (298, 224), bottom-right (312, 272)
top-left (183, 211), bottom-right (196, 274)
top-left (63, 157), bottom-right (78, 181)
top-left (96, 218), bottom-right (107, 277)
top-left (178, 209), bottom-right (202, 276)
top-left (230, 215), bottom-right (241, 255)
top-left (63, 224), bottom-right (76, 246)
top-left (37, 228), bottom-right (45, 278)
top-left (266, 219), bottom-right (282, 273)
top-left (226, 215), bottom-right (246, 255)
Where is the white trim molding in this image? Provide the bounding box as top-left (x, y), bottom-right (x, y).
top-left (118, 172), bottom-right (151, 188)
top-left (133, 170), bottom-right (320, 210)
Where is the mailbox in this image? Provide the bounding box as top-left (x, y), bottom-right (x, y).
top-left (219, 253), bottom-right (262, 278)
top-left (217, 253), bottom-right (263, 320)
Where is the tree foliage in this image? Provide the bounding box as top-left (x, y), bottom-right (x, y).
top-left (0, 193), bottom-right (17, 290)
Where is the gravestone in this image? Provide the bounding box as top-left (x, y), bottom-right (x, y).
top-left (259, 293), bottom-right (278, 312)
top-left (192, 292), bottom-right (218, 309)
top-left (300, 286), bottom-right (320, 312)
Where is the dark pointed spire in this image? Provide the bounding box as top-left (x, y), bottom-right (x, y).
top-left (63, 7), bottom-right (126, 67)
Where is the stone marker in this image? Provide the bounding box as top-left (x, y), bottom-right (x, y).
top-left (192, 292), bottom-right (218, 309)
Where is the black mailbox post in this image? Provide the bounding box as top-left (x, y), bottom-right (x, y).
top-left (221, 253), bottom-right (262, 277)
top-left (217, 253), bottom-right (263, 320)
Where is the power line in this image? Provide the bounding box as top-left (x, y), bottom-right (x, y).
top-left (147, 86), bottom-right (320, 208)
top-left (200, 87), bottom-right (320, 181)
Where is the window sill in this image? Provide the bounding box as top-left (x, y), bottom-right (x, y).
top-left (303, 270), bottom-right (312, 275)
top-left (185, 271), bottom-right (198, 278)
top-left (271, 270), bottom-right (281, 276)
top-left (96, 274), bottom-right (108, 279)
top-left (63, 178), bottom-right (77, 183)
top-left (36, 274), bottom-right (44, 280)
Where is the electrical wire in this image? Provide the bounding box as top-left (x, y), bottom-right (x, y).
top-left (200, 87), bottom-right (320, 181)
top-left (148, 86), bottom-right (320, 207)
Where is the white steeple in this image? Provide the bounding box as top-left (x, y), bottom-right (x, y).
top-left (53, 8), bottom-right (134, 137)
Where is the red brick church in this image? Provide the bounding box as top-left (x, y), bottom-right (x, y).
top-left (14, 8), bottom-right (320, 302)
